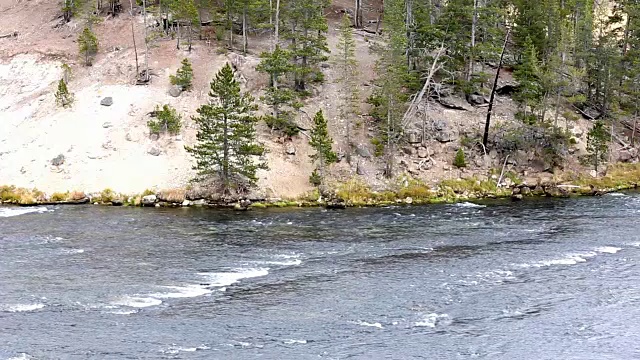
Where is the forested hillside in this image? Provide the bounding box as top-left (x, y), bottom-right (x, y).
top-left (1, 0), bottom-right (640, 203)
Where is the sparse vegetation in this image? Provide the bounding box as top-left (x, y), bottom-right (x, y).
top-left (78, 27), bottom-right (98, 66)
top-left (148, 105), bottom-right (182, 136)
top-left (453, 148), bottom-right (466, 168)
top-left (55, 79), bottom-right (74, 108)
top-left (170, 58), bottom-right (194, 90)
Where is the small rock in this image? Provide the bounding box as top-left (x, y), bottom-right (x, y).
top-left (174, 135), bottom-right (183, 141)
top-left (511, 194), bottom-right (524, 201)
top-left (102, 122), bottom-right (113, 128)
top-left (142, 194), bottom-right (157, 206)
top-left (356, 162), bottom-right (366, 175)
top-left (355, 145), bottom-right (372, 158)
top-left (111, 199), bottom-right (124, 206)
top-left (417, 147), bottom-right (429, 158)
top-left (590, 170), bottom-right (598, 178)
top-left (191, 199), bottom-right (207, 206)
top-left (168, 85), bottom-right (183, 97)
top-left (436, 131), bottom-right (457, 143)
top-left (150, 133), bottom-right (159, 141)
top-left (285, 144), bottom-right (296, 155)
top-left (100, 97), bottom-right (113, 106)
top-left (469, 94), bottom-right (487, 105)
top-left (404, 197), bottom-right (413, 204)
top-left (320, 63), bottom-right (330, 69)
top-left (404, 146), bottom-right (417, 156)
top-left (407, 132), bottom-right (421, 144)
top-left (148, 147), bottom-right (161, 156)
top-left (182, 199), bottom-right (191, 207)
top-left (489, 149), bottom-right (498, 159)
top-left (51, 154), bottom-right (65, 166)
top-left (125, 133), bottom-right (133, 141)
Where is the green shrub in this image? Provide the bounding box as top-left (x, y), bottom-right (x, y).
top-left (454, 148), bottom-right (466, 168)
top-left (263, 115), bottom-right (300, 137)
top-left (148, 104), bottom-right (182, 136)
top-left (170, 58), bottom-right (193, 90)
top-left (370, 137), bottom-right (385, 157)
top-left (309, 169), bottom-right (322, 186)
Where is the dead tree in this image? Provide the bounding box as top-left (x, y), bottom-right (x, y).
top-left (482, 27), bottom-right (510, 148)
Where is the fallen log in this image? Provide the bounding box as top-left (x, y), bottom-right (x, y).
top-left (0, 31), bottom-right (18, 39)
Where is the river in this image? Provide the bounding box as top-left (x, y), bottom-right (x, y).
top-left (1, 194), bottom-right (640, 359)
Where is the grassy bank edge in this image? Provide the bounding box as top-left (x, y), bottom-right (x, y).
top-left (2, 164), bottom-right (639, 209)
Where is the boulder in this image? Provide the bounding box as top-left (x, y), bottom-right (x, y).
top-left (168, 85), bottom-right (182, 97)
top-left (511, 193), bottom-right (524, 201)
top-left (356, 162), bottom-right (366, 175)
top-left (436, 130), bottom-right (457, 143)
top-left (148, 147), bottom-right (161, 156)
top-left (285, 144), bottom-right (296, 155)
top-left (355, 144), bottom-right (372, 158)
top-left (51, 154), bottom-right (65, 166)
top-left (469, 94), bottom-right (488, 105)
top-left (417, 147), bottom-right (429, 158)
top-left (438, 96), bottom-right (472, 111)
top-left (102, 122), bottom-right (113, 128)
top-left (111, 199), bottom-right (124, 206)
top-left (142, 194), bottom-right (157, 206)
top-left (404, 146), bottom-right (417, 156)
top-left (191, 199), bottom-right (207, 206)
top-left (619, 149), bottom-right (638, 162)
top-left (100, 97), bottom-right (113, 106)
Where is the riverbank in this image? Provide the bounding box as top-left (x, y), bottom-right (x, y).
top-left (2, 164), bottom-right (639, 210)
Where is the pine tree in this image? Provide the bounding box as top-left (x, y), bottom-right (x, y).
top-left (309, 110), bottom-right (337, 185)
top-left (170, 58), bottom-right (194, 90)
top-left (513, 37), bottom-right (543, 124)
top-left (185, 63), bottom-right (267, 193)
top-left (282, 0), bottom-right (330, 92)
top-left (78, 27), bottom-right (98, 66)
top-left (586, 120), bottom-right (609, 173)
top-left (148, 104), bottom-right (182, 136)
top-left (55, 79), bottom-right (74, 108)
top-left (453, 148), bottom-right (466, 168)
top-left (257, 45), bottom-right (300, 136)
top-left (336, 14), bottom-right (359, 164)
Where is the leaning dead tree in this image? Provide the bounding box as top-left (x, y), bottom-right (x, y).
top-left (401, 45), bottom-right (446, 131)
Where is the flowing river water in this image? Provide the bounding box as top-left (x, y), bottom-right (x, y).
top-left (1, 193), bottom-right (640, 359)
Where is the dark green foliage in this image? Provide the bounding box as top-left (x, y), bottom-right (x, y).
top-left (148, 104), bottom-right (182, 136)
top-left (309, 110), bottom-right (336, 186)
top-left (309, 169), bottom-right (322, 186)
top-left (170, 58), bottom-right (194, 90)
top-left (185, 63), bottom-right (266, 194)
top-left (78, 27), bottom-right (98, 66)
top-left (513, 37), bottom-right (543, 121)
top-left (586, 120), bottom-right (609, 172)
top-left (55, 79), bottom-right (74, 108)
top-left (453, 148), bottom-right (466, 168)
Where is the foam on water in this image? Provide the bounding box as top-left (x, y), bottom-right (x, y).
top-left (149, 285), bottom-right (213, 299)
top-left (7, 354), bottom-right (32, 360)
top-left (352, 321), bottom-right (383, 329)
top-left (0, 206), bottom-right (52, 218)
top-left (596, 246), bottom-right (622, 254)
top-left (414, 313), bottom-right (450, 328)
top-left (283, 339), bottom-right (307, 345)
top-left (263, 259), bottom-right (303, 266)
top-left (61, 249), bottom-right (85, 254)
top-left (198, 268), bottom-right (269, 287)
top-left (455, 202), bottom-right (486, 208)
top-left (519, 252), bottom-right (598, 268)
top-left (606, 192), bottom-right (627, 197)
top-left (111, 296), bottom-right (162, 308)
top-left (1, 304), bottom-right (45, 313)
top-left (107, 309), bottom-right (139, 315)
top-left (161, 345), bottom-right (210, 354)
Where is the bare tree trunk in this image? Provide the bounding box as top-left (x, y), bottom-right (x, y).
top-left (483, 27), bottom-right (510, 148)
top-left (227, 9), bottom-right (233, 49)
top-left (467, 0), bottom-right (477, 88)
top-left (355, 0), bottom-right (363, 28)
top-left (177, 23), bottom-right (181, 49)
top-left (143, 0), bottom-right (149, 82)
top-left (242, 2), bottom-right (248, 55)
top-left (129, 0), bottom-right (139, 76)
top-left (188, 23), bottom-right (192, 52)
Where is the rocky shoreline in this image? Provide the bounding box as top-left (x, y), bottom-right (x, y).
top-left (2, 164), bottom-right (639, 210)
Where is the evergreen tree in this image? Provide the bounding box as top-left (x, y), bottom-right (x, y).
top-left (336, 14), bottom-right (359, 164)
top-left (257, 45), bottom-right (300, 136)
top-left (186, 63), bottom-right (267, 193)
top-left (586, 120), bottom-right (609, 173)
top-left (170, 58), bottom-right (194, 90)
top-left (55, 79), bottom-right (74, 108)
top-left (78, 27), bottom-right (98, 66)
top-left (513, 37), bottom-right (543, 124)
top-left (282, 0), bottom-right (330, 92)
top-left (309, 110), bottom-right (337, 185)
top-left (453, 148), bottom-right (466, 168)
top-left (148, 104), bottom-right (182, 136)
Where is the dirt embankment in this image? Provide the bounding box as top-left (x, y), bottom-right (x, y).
top-left (0, 0), bottom-right (627, 199)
